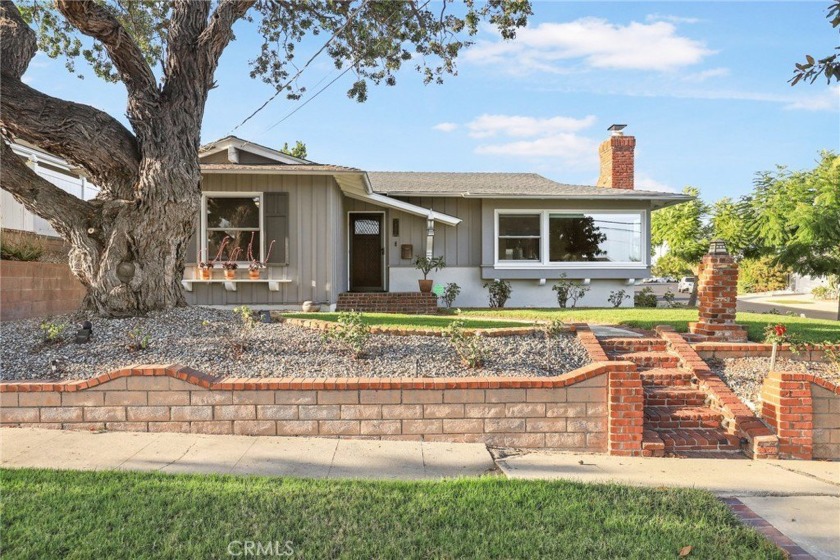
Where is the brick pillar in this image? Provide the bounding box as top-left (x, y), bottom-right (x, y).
top-left (689, 242), bottom-right (747, 342)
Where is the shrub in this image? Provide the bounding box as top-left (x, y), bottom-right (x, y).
top-left (442, 319), bottom-right (486, 368)
top-left (39, 321), bottom-right (67, 343)
top-left (439, 282), bottom-right (461, 308)
top-left (634, 287), bottom-right (658, 308)
top-left (126, 326), bottom-right (151, 352)
top-left (812, 285), bottom-right (838, 300)
top-left (0, 232), bottom-right (43, 261)
top-left (737, 256), bottom-right (790, 294)
top-left (662, 289), bottom-right (681, 308)
top-left (552, 274), bottom-right (589, 308)
top-left (322, 311), bottom-right (371, 359)
top-left (483, 279), bottom-right (512, 308)
top-left (542, 318), bottom-right (567, 339)
top-left (413, 255), bottom-right (445, 279)
top-left (608, 289), bottom-right (629, 308)
top-left (233, 305), bottom-right (257, 330)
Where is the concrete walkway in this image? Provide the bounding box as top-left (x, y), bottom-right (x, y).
top-left (0, 428), bottom-right (494, 480)
top-left (498, 451), bottom-right (840, 560)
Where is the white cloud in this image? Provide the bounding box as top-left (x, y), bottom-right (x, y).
top-left (474, 133), bottom-right (599, 166)
top-left (463, 18), bottom-right (714, 74)
top-left (783, 85), bottom-right (840, 112)
top-left (635, 172), bottom-right (677, 193)
top-left (432, 122), bottom-right (458, 132)
top-left (682, 67), bottom-right (730, 82)
top-left (645, 14), bottom-right (702, 25)
top-left (466, 114), bottom-right (597, 138)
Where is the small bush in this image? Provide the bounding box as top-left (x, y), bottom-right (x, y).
top-left (812, 286), bottom-right (838, 300)
top-left (322, 311), bottom-right (371, 359)
top-left (126, 326), bottom-right (151, 352)
top-left (440, 282), bottom-right (461, 308)
top-left (542, 319), bottom-right (567, 339)
top-left (608, 289), bottom-right (629, 308)
top-left (634, 287), bottom-right (658, 308)
top-left (1, 233), bottom-right (43, 261)
top-left (737, 256), bottom-right (790, 294)
top-left (233, 305), bottom-right (257, 330)
top-left (552, 274), bottom-right (589, 308)
top-left (39, 321), bottom-right (67, 343)
top-left (484, 279), bottom-right (512, 308)
top-left (662, 289), bottom-right (681, 308)
top-left (442, 319), bottom-right (486, 368)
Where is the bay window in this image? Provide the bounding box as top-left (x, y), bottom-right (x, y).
top-left (495, 210), bottom-right (644, 266)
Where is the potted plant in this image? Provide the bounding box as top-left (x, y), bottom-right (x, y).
top-left (414, 255), bottom-right (445, 293)
top-left (247, 236), bottom-right (275, 280)
top-left (222, 246), bottom-right (241, 280)
top-left (201, 237), bottom-right (230, 280)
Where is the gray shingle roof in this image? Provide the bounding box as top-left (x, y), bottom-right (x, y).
top-left (366, 172), bottom-right (688, 201)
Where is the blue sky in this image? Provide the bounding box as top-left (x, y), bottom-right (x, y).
top-left (22, 1), bottom-right (839, 202)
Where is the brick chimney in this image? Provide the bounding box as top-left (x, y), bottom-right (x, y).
top-left (596, 124), bottom-right (635, 190)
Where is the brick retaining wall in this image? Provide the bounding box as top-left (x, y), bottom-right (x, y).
top-left (760, 372), bottom-right (840, 460)
top-left (0, 362), bottom-right (641, 451)
top-left (336, 292), bottom-right (438, 314)
top-left (1, 260), bottom-right (86, 321)
top-left (694, 342), bottom-right (837, 362)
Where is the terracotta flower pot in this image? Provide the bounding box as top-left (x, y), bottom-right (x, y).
top-left (223, 269), bottom-right (237, 280)
top-left (200, 268), bottom-right (212, 280)
top-left (248, 269), bottom-right (261, 280)
top-left (418, 279), bottom-right (433, 293)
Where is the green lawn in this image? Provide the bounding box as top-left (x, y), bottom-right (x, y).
top-left (282, 312), bottom-right (532, 330)
top-left (456, 308), bottom-right (840, 343)
top-left (0, 469), bottom-right (782, 559)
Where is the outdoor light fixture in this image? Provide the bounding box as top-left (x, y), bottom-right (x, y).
top-left (709, 239), bottom-right (728, 254)
top-left (426, 209), bottom-right (435, 237)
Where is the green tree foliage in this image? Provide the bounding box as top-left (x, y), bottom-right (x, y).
top-left (651, 186), bottom-right (709, 266)
top-left (790, 1), bottom-right (840, 85)
top-left (743, 152), bottom-right (840, 317)
top-left (710, 197), bottom-right (752, 258)
top-left (651, 253), bottom-right (693, 279)
top-left (737, 256), bottom-right (791, 294)
top-left (281, 141), bottom-right (307, 160)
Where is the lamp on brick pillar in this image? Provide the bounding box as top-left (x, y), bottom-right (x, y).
top-left (688, 240), bottom-right (748, 342)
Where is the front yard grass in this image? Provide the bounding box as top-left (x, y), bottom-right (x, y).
top-left (1, 468), bottom-right (782, 559)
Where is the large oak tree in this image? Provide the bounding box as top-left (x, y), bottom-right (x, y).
top-left (0, 0), bottom-right (530, 316)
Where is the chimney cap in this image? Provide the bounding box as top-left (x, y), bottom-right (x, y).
top-left (608, 124), bottom-right (627, 135)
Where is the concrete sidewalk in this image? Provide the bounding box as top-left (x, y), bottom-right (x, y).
top-left (498, 451), bottom-right (840, 560)
top-left (0, 428), bottom-right (495, 480)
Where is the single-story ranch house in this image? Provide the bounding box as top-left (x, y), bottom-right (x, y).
top-left (189, 126), bottom-right (690, 308)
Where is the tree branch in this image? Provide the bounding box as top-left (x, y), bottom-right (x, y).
top-left (1, 77), bottom-right (140, 198)
top-left (0, 140), bottom-right (93, 238)
top-left (0, 0), bottom-right (36, 80)
top-left (199, 0), bottom-right (255, 68)
top-left (55, 0), bottom-right (158, 101)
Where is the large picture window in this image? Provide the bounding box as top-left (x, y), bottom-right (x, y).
top-left (204, 194), bottom-right (262, 261)
top-left (495, 210), bottom-right (644, 266)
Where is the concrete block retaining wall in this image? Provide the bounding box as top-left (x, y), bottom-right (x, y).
top-left (761, 372), bottom-right (840, 460)
top-left (0, 362), bottom-right (642, 452)
top-left (0, 260), bottom-right (85, 321)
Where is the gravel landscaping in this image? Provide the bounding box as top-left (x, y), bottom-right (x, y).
top-left (0, 307), bottom-right (590, 381)
top-left (709, 357), bottom-right (839, 410)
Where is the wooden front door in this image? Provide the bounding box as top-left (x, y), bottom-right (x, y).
top-left (349, 213), bottom-right (384, 291)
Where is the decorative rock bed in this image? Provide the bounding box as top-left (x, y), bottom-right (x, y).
top-left (708, 357), bottom-right (839, 410)
top-left (0, 307), bottom-right (590, 381)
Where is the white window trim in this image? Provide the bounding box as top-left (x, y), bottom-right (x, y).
top-left (493, 209), bottom-right (648, 269)
top-left (201, 191), bottom-right (264, 263)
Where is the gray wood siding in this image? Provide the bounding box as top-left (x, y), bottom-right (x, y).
top-left (186, 174), bottom-right (344, 305)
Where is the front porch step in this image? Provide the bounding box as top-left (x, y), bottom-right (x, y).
top-left (644, 386), bottom-right (708, 407)
top-left (600, 338), bottom-right (667, 353)
top-left (654, 428), bottom-right (742, 452)
top-left (642, 430), bottom-right (666, 457)
top-left (640, 368), bottom-right (696, 387)
top-left (645, 406), bottom-right (723, 429)
top-left (608, 351), bottom-right (681, 370)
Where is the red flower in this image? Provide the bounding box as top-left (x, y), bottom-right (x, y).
top-left (774, 325), bottom-right (786, 337)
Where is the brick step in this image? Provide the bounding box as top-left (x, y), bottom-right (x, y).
top-left (608, 351), bottom-right (680, 370)
top-left (645, 406), bottom-right (723, 429)
top-left (600, 338), bottom-right (667, 353)
top-left (644, 386), bottom-right (708, 407)
top-left (642, 430), bottom-right (666, 457)
top-left (640, 369), bottom-right (696, 387)
top-left (654, 428), bottom-right (742, 452)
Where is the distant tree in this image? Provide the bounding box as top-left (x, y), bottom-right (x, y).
top-left (651, 186), bottom-right (710, 306)
top-left (281, 140), bottom-right (307, 160)
top-left (790, 2), bottom-right (840, 85)
top-left (743, 152), bottom-right (840, 319)
top-left (651, 253), bottom-right (693, 279)
top-left (710, 197), bottom-right (753, 258)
